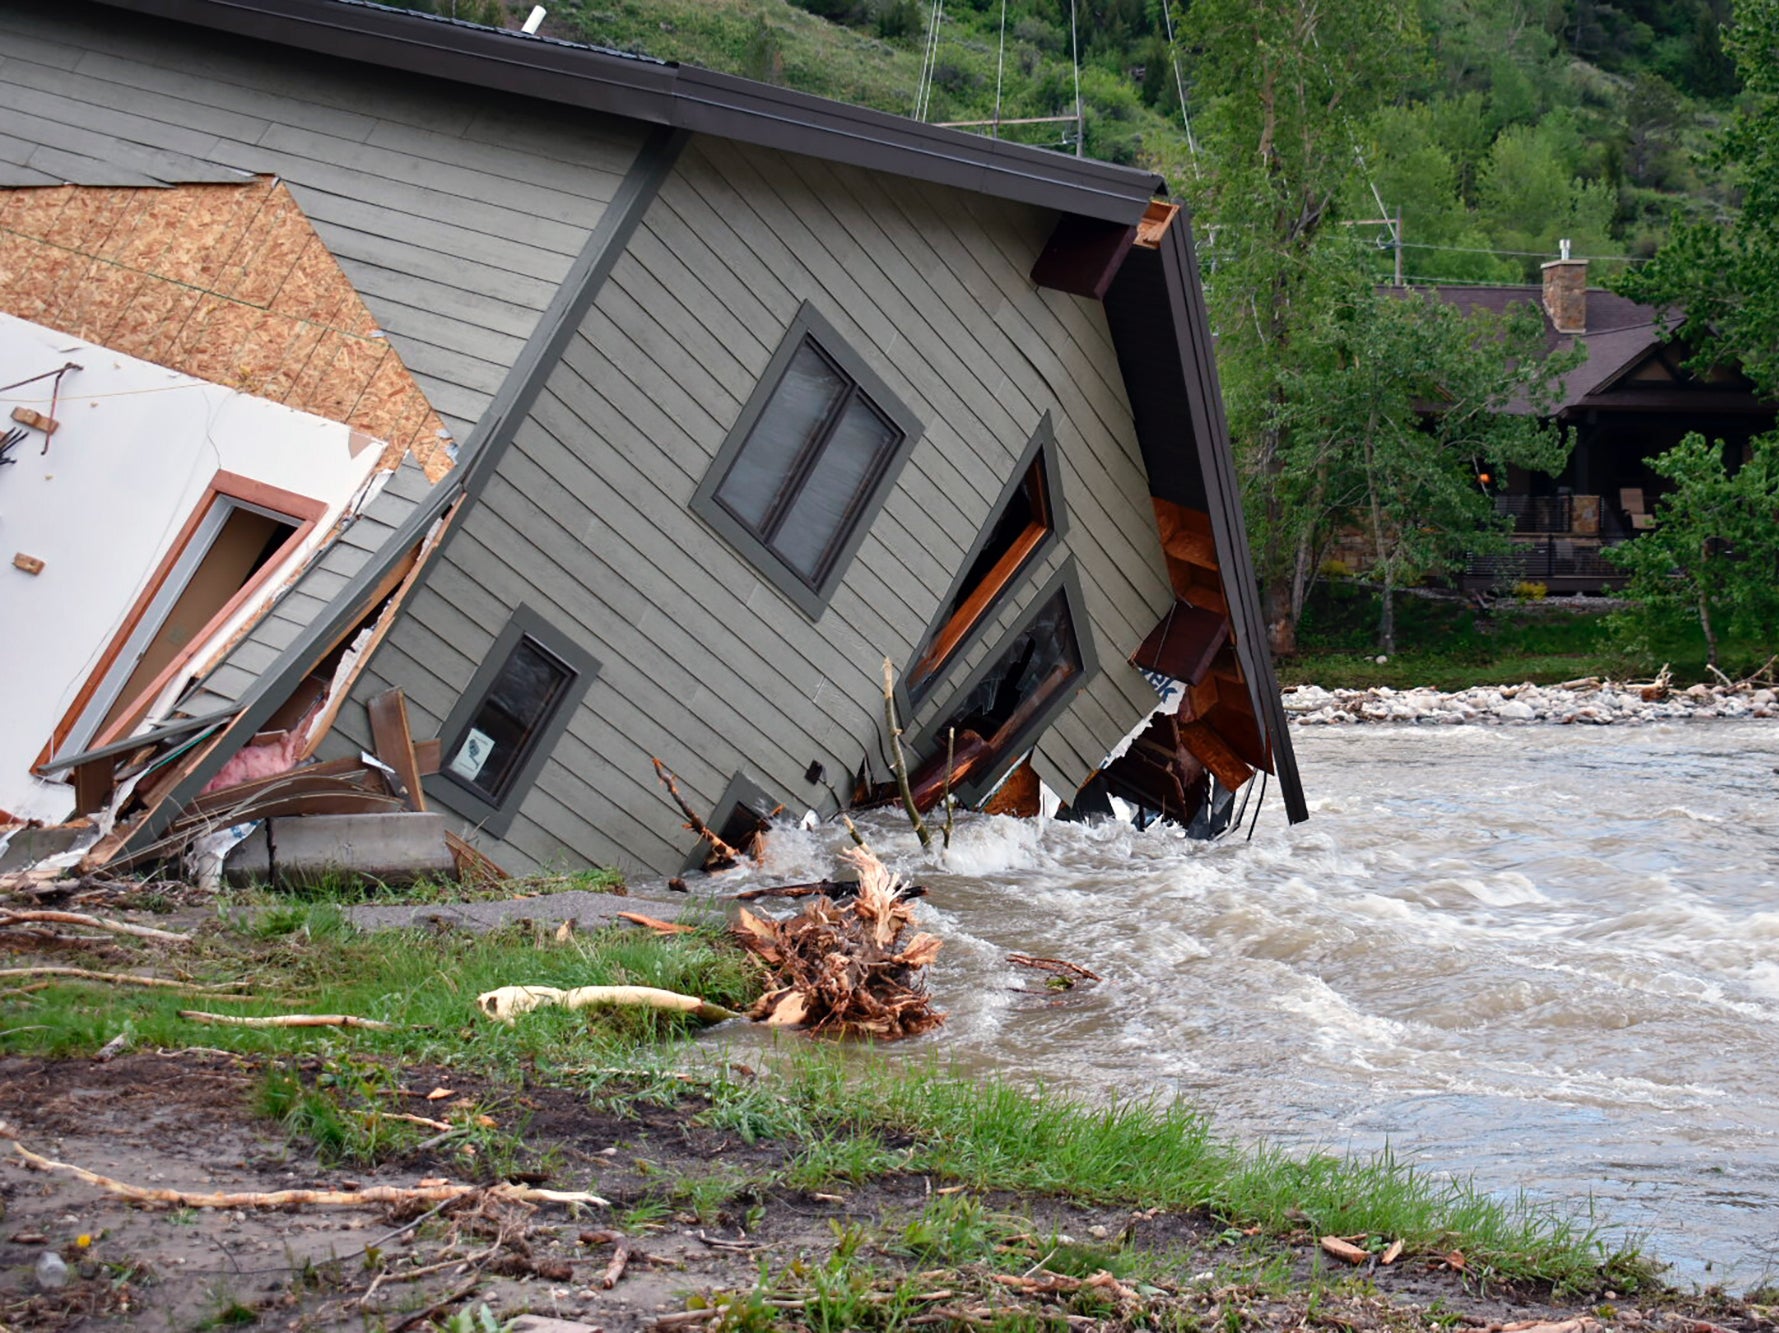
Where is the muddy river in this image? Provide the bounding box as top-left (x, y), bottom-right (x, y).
top-left (715, 721), bottom-right (1779, 1286)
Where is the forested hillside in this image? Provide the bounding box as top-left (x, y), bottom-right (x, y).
top-left (488, 0), bottom-right (1741, 284)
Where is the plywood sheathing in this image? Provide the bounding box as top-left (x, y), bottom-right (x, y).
top-left (0, 178), bottom-right (452, 480)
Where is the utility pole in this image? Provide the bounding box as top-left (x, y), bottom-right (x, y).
top-left (1394, 207), bottom-right (1403, 287)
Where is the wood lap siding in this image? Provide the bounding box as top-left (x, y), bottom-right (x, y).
top-left (0, 3), bottom-right (644, 441)
top-left (355, 135), bottom-right (1173, 873)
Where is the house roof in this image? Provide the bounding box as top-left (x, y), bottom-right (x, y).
top-left (94, 0), bottom-right (1164, 224)
top-left (1424, 283), bottom-right (1667, 414)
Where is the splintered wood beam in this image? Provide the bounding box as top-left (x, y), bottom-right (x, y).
top-left (413, 739), bottom-right (442, 776)
top-left (71, 756), bottom-right (115, 819)
top-left (1177, 720), bottom-right (1254, 792)
top-left (368, 688), bottom-right (426, 812)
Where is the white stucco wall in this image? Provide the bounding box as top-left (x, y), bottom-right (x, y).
top-left (0, 314), bottom-right (381, 823)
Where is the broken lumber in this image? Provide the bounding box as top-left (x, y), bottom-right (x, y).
top-left (6, 1139), bottom-right (607, 1209)
top-left (476, 984), bottom-right (738, 1025)
top-left (368, 688), bottom-right (428, 812)
top-left (178, 1010), bottom-right (397, 1030)
top-left (616, 911), bottom-right (694, 934)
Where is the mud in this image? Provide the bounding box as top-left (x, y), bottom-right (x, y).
top-left (3, 1054), bottom-right (1775, 1332)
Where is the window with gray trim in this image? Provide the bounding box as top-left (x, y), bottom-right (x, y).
top-left (917, 563), bottom-right (1097, 801)
top-left (432, 606), bottom-right (599, 835)
top-left (904, 413), bottom-right (1065, 705)
top-left (692, 304), bottom-right (922, 618)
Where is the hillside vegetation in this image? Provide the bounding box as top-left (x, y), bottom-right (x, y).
top-left (499, 0), bottom-right (1743, 284)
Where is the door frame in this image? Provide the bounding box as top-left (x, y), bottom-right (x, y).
top-left (37, 471), bottom-right (326, 772)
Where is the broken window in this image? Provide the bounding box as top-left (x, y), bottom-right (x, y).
top-left (435, 606), bottom-right (599, 833)
top-left (929, 568), bottom-right (1091, 788)
top-left (906, 417), bottom-right (1060, 700)
top-left (692, 303), bottom-right (922, 618)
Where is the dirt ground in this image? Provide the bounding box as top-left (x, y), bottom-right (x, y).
top-left (2, 1053), bottom-right (1775, 1333)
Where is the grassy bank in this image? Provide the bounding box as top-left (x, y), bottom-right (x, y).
top-left (0, 876), bottom-right (1659, 1324)
top-left (1278, 582), bottom-right (1777, 691)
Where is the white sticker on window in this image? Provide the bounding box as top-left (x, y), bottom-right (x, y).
top-left (449, 728), bottom-right (496, 783)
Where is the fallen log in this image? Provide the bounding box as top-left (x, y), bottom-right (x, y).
top-left (476, 984), bottom-right (738, 1024)
top-left (6, 1139), bottom-right (607, 1208)
top-left (179, 1010), bottom-right (397, 1030)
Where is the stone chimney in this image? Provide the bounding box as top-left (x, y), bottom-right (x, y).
top-left (1541, 239), bottom-right (1587, 334)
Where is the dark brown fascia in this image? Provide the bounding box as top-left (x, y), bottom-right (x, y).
top-left (93, 0), bottom-right (1162, 224)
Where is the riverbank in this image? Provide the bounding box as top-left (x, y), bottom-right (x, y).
top-left (1285, 676), bottom-right (1778, 726)
top-left (8, 873), bottom-right (1769, 1331)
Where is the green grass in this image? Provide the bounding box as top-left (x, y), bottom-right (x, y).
top-left (1284, 580), bottom-right (1777, 689)
top-left (1283, 583), bottom-right (1640, 690)
top-left (1, 882), bottom-right (1651, 1298)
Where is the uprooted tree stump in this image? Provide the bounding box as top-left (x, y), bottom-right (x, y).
top-left (730, 846), bottom-right (943, 1038)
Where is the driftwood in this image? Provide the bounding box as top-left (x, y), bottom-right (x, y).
top-left (733, 880), bottom-right (845, 902)
top-left (0, 966), bottom-right (250, 996)
top-left (602, 1237), bottom-right (633, 1288)
top-left (1007, 953), bottom-right (1102, 983)
top-left (178, 1010), bottom-right (397, 1030)
top-left (652, 758), bottom-right (748, 868)
top-left (476, 984), bottom-right (739, 1024)
top-left (730, 845), bottom-right (943, 1038)
top-left (6, 1139), bottom-right (607, 1208)
top-left (0, 909), bottom-right (189, 943)
top-left (882, 658), bottom-right (934, 849)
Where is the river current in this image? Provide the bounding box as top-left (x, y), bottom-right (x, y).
top-left (710, 721), bottom-right (1779, 1286)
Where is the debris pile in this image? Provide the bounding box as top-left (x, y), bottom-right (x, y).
top-left (1286, 662), bottom-right (1779, 726)
top-left (731, 845), bottom-right (944, 1038)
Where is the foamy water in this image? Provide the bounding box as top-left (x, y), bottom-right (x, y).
top-left (702, 722), bottom-right (1779, 1286)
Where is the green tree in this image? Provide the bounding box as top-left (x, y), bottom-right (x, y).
top-left (1268, 277), bottom-right (1576, 651)
top-left (1605, 435), bottom-right (1779, 666)
top-left (1177, 0), bottom-right (1426, 651)
top-left (1619, 0), bottom-right (1779, 396)
top-left (1476, 123), bottom-right (1620, 277)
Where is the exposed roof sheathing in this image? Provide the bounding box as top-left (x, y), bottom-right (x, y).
top-left (0, 177), bottom-right (453, 477)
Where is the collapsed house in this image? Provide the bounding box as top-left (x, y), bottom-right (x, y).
top-left (0, 0), bottom-right (1305, 881)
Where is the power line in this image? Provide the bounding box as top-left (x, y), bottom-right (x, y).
top-left (992, 0), bottom-right (1008, 136)
top-left (1159, 0), bottom-right (1200, 180)
top-left (1398, 239), bottom-right (1650, 262)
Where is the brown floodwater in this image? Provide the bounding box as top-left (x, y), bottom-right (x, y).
top-left (705, 721), bottom-right (1779, 1286)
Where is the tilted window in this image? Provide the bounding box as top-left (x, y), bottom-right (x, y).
top-left (922, 564), bottom-right (1096, 798)
top-left (433, 606), bottom-right (599, 836)
top-left (905, 415), bottom-right (1063, 702)
top-left (693, 303), bottom-right (922, 619)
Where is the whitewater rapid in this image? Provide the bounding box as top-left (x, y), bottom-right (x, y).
top-left (706, 721), bottom-right (1779, 1286)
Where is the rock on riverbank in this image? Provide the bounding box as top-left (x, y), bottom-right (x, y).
top-left (1285, 679), bottom-right (1779, 726)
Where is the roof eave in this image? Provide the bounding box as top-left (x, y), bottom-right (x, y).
top-left (94, 0), bottom-right (1162, 222)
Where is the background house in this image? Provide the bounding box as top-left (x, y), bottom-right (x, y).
top-left (1429, 260), bottom-right (1776, 592)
